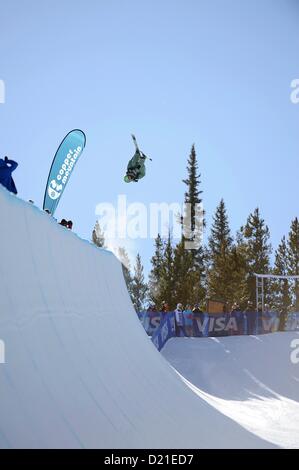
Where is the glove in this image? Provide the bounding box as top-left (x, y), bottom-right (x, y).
top-left (4, 156), bottom-right (8, 162)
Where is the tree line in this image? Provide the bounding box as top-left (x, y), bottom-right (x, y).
top-left (92, 146), bottom-right (299, 313)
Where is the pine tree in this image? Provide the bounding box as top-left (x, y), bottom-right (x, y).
top-left (131, 254), bottom-right (148, 312)
top-left (209, 199), bottom-right (233, 257)
top-left (182, 144), bottom-right (204, 239)
top-left (118, 247), bottom-right (134, 303)
top-left (287, 217), bottom-right (299, 310)
top-left (172, 144), bottom-right (206, 306)
top-left (229, 231), bottom-right (250, 308)
top-left (272, 236), bottom-right (292, 312)
top-left (148, 234), bottom-right (164, 305)
top-left (241, 208), bottom-right (272, 303)
top-left (149, 232), bottom-right (176, 309)
top-left (159, 231), bottom-right (175, 309)
top-left (207, 199), bottom-right (234, 303)
top-left (92, 221), bottom-right (105, 248)
top-left (182, 145), bottom-right (205, 267)
top-left (173, 239), bottom-right (194, 306)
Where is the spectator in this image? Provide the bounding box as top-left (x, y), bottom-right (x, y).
top-left (263, 303), bottom-right (272, 320)
top-left (174, 303), bottom-right (184, 337)
top-left (183, 304), bottom-right (193, 337)
top-left (147, 304), bottom-right (157, 313)
top-left (192, 304), bottom-right (203, 336)
top-left (67, 220), bottom-right (73, 230)
top-left (0, 157), bottom-right (18, 194)
top-left (257, 302), bottom-right (263, 313)
top-left (263, 303), bottom-right (275, 333)
top-left (193, 303), bottom-right (203, 314)
top-left (230, 302), bottom-right (241, 314)
top-left (244, 301), bottom-right (254, 313)
top-left (160, 301), bottom-right (169, 314)
top-left (59, 219), bottom-right (68, 227)
top-left (230, 302), bottom-right (242, 335)
top-left (222, 302), bottom-right (229, 314)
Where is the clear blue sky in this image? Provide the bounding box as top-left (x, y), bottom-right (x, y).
top-left (0, 0), bottom-right (298, 275)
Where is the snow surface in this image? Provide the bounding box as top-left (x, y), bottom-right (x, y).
top-left (162, 333), bottom-right (299, 448)
top-left (0, 186), bottom-right (293, 448)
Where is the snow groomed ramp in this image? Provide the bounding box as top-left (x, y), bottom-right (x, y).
top-left (163, 333), bottom-right (299, 448)
top-left (0, 187), bottom-right (281, 448)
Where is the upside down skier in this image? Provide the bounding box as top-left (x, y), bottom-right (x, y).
top-left (124, 135), bottom-right (151, 183)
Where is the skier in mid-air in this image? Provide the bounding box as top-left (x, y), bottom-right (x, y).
top-left (0, 156), bottom-right (18, 194)
top-left (124, 135), bottom-right (151, 183)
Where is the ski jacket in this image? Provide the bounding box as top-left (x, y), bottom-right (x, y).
top-left (126, 151), bottom-right (146, 181)
top-left (160, 303), bottom-right (169, 313)
top-left (183, 309), bottom-right (193, 326)
top-left (174, 308), bottom-right (184, 326)
top-left (0, 158), bottom-right (18, 194)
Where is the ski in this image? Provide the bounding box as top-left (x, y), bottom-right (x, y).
top-left (131, 134), bottom-right (152, 161)
top-left (131, 134), bottom-right (140, 152)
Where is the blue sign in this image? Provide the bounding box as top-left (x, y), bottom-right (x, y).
top-left (137, 312), bottom-right (162, 335)
top-left (138, 311), bottom-right (299, 351)
top-left (151, 313), bottom-right (176, 351)
top-left (43, 129), bottom-right (86, 215)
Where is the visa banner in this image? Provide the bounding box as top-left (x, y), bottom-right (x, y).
top-left (43, 129), bottom-right (86, 215)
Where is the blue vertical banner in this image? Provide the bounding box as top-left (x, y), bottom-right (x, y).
top-left (43, 129), bottom-right (86, 215)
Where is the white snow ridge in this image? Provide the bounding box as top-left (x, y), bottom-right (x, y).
top-left (0, 186), bottom-right (298, 449)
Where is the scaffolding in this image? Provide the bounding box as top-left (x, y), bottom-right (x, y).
top-left (254, 273), bottom-right (299, 312)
